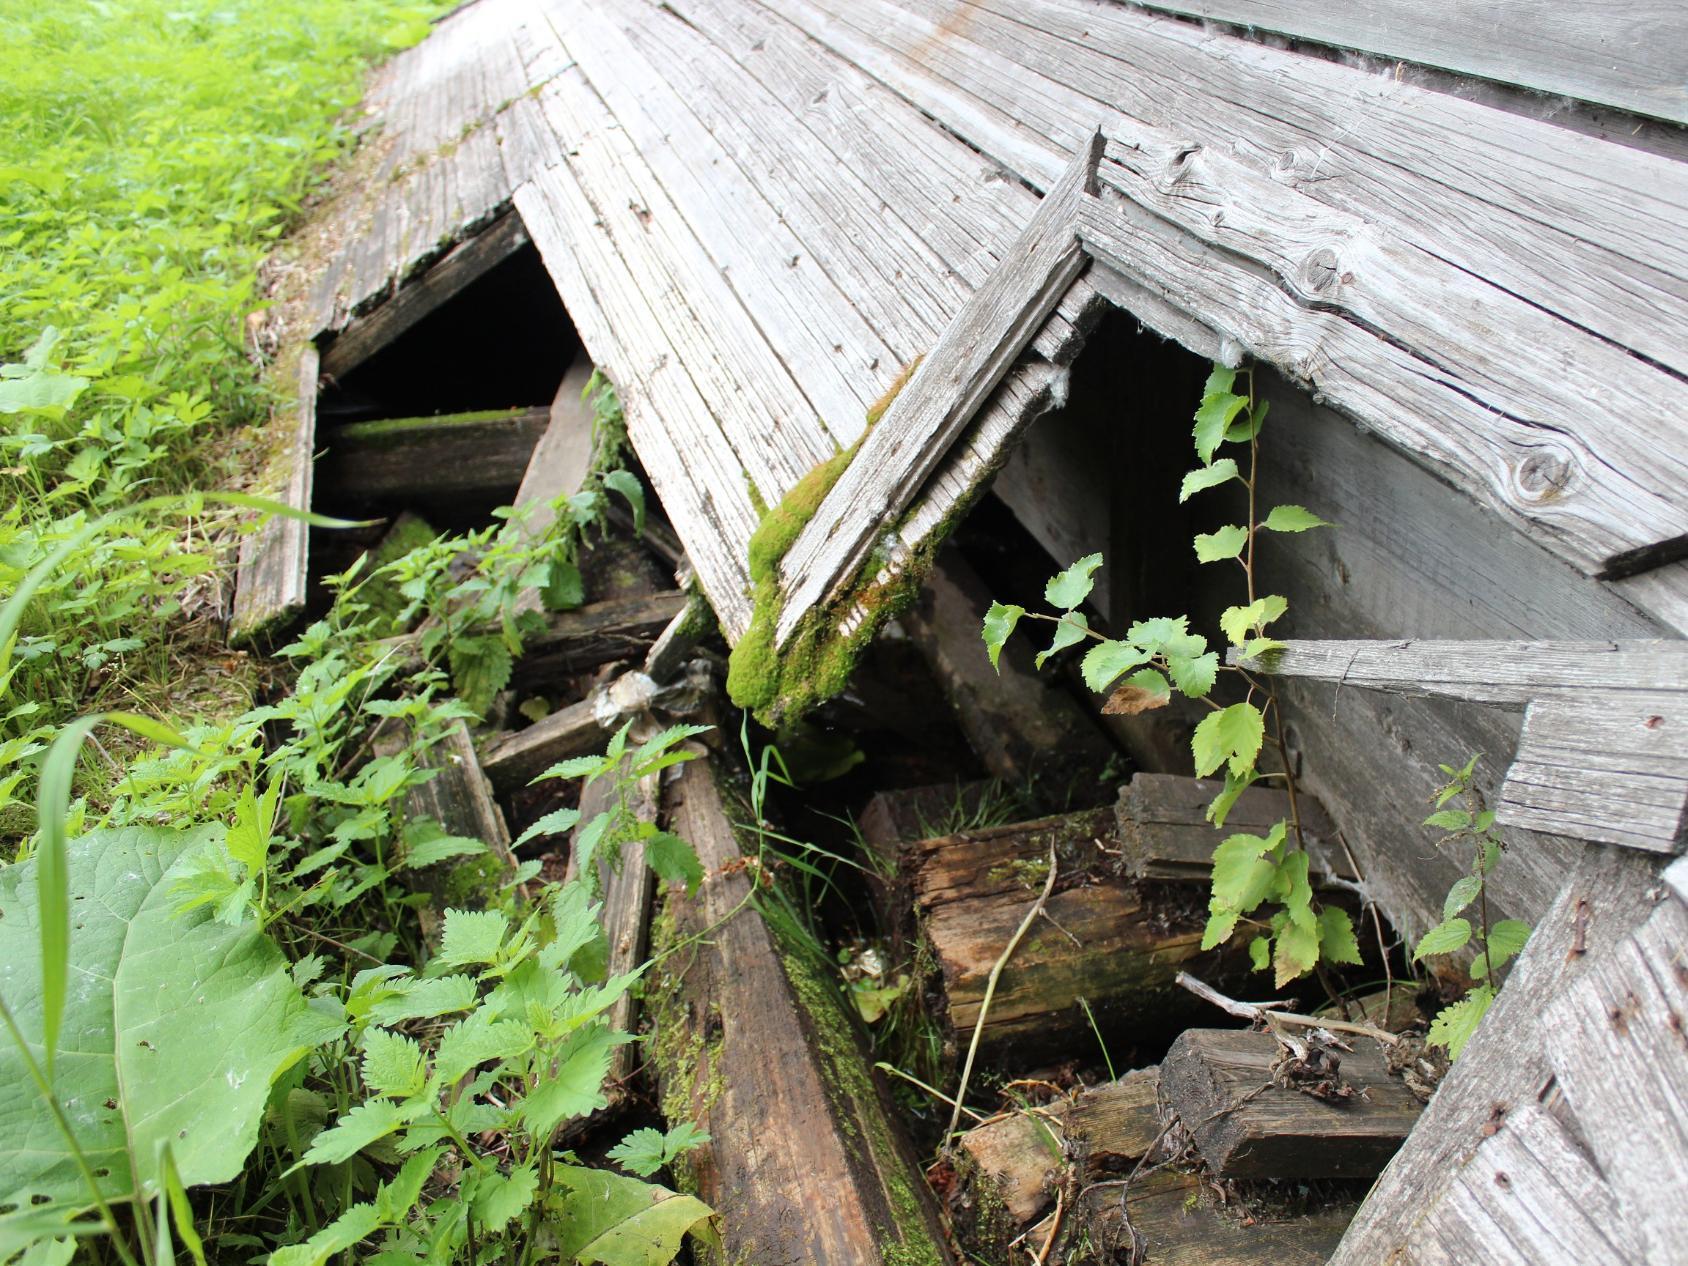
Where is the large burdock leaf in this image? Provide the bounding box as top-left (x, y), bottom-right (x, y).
top-left (552, 1166), bottom-right (719, 1265)
top-left (0, 825), bottom-right (342, 1207)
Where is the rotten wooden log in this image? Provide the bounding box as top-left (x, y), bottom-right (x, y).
top-left (894, 808), bottom-right (1254, 1059)
top-left (231, 346), bottom-right (318, 643)
top-left (513, 590), bottom-right (688, 687)
top-left (649, 757), bottom-right (952, 1265)
top-left (1159, 1029), bottom-right (1422, 1180)
top-left (956, 1068), bottom-right (1161, 1230)
top-left (320, 212), bottom-right (532, 382)
top-left (315, 406), bottom-right (548, 504)
top-left (480, 699), bottom-right (606, 792)
top-left (901, 550), bottom-right (1116, 794)
top-left (510, 358), bottom-right (599, 548)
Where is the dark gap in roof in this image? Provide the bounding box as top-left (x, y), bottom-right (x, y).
top-left (317, 240), bottom-right (581, 426)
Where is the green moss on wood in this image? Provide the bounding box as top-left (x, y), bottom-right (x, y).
top-left (335, 406), bottom-right (534, 446)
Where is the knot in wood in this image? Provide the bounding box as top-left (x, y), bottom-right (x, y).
top-left (1300, 248), bottom-right (1341, 296)
top-left (1158, 143), bottom-right (1202, 191)
top-left (1514, 450), bottom-right (1574, 502)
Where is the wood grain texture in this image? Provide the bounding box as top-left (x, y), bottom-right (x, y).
top-left (231, 346), bottom-right (318, 643)
top-left (315, 407), bottom-right (548, 503)
top-left (1119, 0), bottom-right (1688, 125)
top-left (512, 359), bottom-right (598, 547)
top-left (1160, 1028), bottom-right (1421, 1180)
top-left (319, 212), bottom-right (530, 381)
top-left (1541, 879), bottom-right (1688, 1262)
top-left (513, 591), bottom-right (688, 687)
top-left (902, 809), bottom-right (1254, 1055)
top-left (774, 133), bottom-right (1101, 638)
top-left (650, 759), bottom-right (952, 1266)
top-left (1327, 842), bottom-right (1661, 1265)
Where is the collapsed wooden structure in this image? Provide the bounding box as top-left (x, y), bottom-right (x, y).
top-left (240, 0), bottom-right (1688, 1261)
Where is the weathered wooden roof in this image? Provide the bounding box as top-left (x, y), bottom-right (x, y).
top-left (306, 0), bottom-right (1688, 653)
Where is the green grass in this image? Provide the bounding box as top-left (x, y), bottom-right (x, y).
top-left (0, 0), bottom-right (438, 834)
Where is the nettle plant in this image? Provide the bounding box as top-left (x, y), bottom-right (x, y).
top-left (1413, 756), bottom-right (1531, 1059)
top-left (983, 363), bottom-right (1362, 987)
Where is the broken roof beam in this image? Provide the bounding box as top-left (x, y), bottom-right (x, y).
top-left (319, 211), bottom-right (530, 382)
top-left (1234, 639), bottom-right (1688, 852)
top-left (231, 346), bottom-right (318, 643)
top-left (314, 406), bottom-right (550, 504)
top-left (773, 129), bottom-right (1103, 642)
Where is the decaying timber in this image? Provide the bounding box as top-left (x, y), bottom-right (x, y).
top-left (649, 758), bottom-right (951, 1266)
top-left (315, 407), bottom-right (548, 505)
top-left (892, 807), bottom-right (1253, 1057)
top-left (901, 552), bottom-right (1115, 793)
top-left (480, 700), bottom-right (606, 792)
top-left (1116, 773), bottom-right (1349, 883)
top-left (511, 360), bottom-right (600, 543)
top-left (1159, 1029), bottom-right (1421, 1180)
top-left (513, 591), bottom-right (687, 687)
top-left (231, 346), bottom-right (318, 642)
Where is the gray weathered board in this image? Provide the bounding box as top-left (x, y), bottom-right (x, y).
top-left (1239, 639), bottom-right (1688, 853)
top-left (285, 0), bottom-right (1688, 655)
top-left (1120, 0), bottom-right (1688, 126)
top-left (231, 346), bottom-right (318, 642)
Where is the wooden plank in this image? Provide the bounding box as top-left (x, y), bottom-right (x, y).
top-left (773, 0), bottom-right (1688, 578)
top-left (319, 212), bottom-right (530, 381)
top-left (648, 758), bottom-right (952, 1265)
top-left (1121, 0), bottom-right (1688, 126)
top-left (511, 360), bottom-right (599, 546)
top-left (774, 132), bottom-right (1102, 640)
top-left (1541, 881), bottom-right (1688, 1263)
top-left (1116, 773), bottom-right (1350, 883)
top-left (898, 551), bottom-right (1116, 792)
top-left (513, 591), bottom-right (688, 686)
top-left (1160, 1028), bottom-right (1422, 1180)
top-left (1327, 843), bottom-right (1661, 1265)
top-left (1498, 693), bottom-right (1688, 852)
top-left (314, 406), bottom-right (548, 504)
top-left (1232, 638), bottom-right (1688, 704)
top-left (231, 346), bottom-right (318, 643)
top-left (479, 699), bottom-right (606, 791)
top-left (1410, 1099), bottom-right (1640, 1265)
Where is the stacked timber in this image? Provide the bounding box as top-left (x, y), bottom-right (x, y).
top-left (649, 758), bottom-right (951, 1265)
top-left (861, 773), bottom-right (1354, 1062)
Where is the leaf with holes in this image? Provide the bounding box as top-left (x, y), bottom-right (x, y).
top-left (0, 826), bottom-right (342, 1207)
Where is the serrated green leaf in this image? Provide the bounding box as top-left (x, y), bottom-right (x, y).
top-left (1191, 703), bottom-right (1265, 779)
top-left (0, 826), bottom-right (341, 1206)
top-left (1193, 525), bottom-right (1248, 563)
top-left (1193, 391), bottom-right (1247, 465)
top-left (1178, 458), bottom-right (1239, 503)
top-left (515, 806), bottom-right (583, 850)
top-left (1427, 985), bottom-right (1495, 1060)
top-left (1247, 935), bottom-right (1271, 971)
top-left (365, 975), bottom-right (479, 1027)
top-left (1274, 919), bottom-right (1320, 986)
top-left (1205, 769), bottom-right (1256, 828)
top-left (1166, 650), bottom-right (1218, 698)
top-left (1442, 875), bottom-right (1482, 920)
top-left (1045, 553), bottom-right (1104, 610)
top-left (602, 470), bottom-right (646, 536)
top-left (645, 830), bottom-right (703, 897)
top-left (1210, 830), bottom-right (1282, 914)
top-left (1424, 809), bottom-right (1472, 831)
top-left (302, 1100), bottom-right (416, 1166)
top-left (448, 635), bottom-right (513, 717)
top-left (1219, 595), bottom-right (1289, 647)
top-left (1125, 615), bottom-right (1189, 653)
top-left (1081, 639), bottom-right (1151, 693)
top-left (437, 909), bottom-right (508, 967)
top-left (400, 822), bottom-right (488, 869)
top-left (361, 1030), bottom-right (426, 1099)
top-left (1274, 851), bottom-right (1315, 930)
top-left (537, 755), bottom-right (609, 784)
top-left (1201, 904), bottom-right (1241, 950)
top-left (1317, 907), bottom-right (1364, 966)
top-left (606, 1127), bottom-right (668, 1177)
top-left (1239, 636), bottom-right (1286, 660)
top-left (1262, 504), bottom-right (1332, 533)
top-left (981, 601), bottom-right (1025, 673)
top-left (433, 1012), bottom-right (532, 1085)
top-left (522, 1027), bottom-right (623, 1140)
top-left (1036, 612), bottom-right (1089, 669)
top-left (470, 1163), bottom-right (539, 1232)
top-left (1486, 919), bottom-right (1530, 969)
top-left (1225, 398), bottom-right (1267, 442)
top-left (1413, 918), bottom-right (1472, 960)
top-left (542, 559), bottom-right (585, 611)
